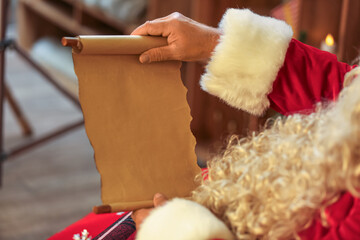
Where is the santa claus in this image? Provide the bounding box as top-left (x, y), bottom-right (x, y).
top-left (131, 8), bottom-right (360, 240)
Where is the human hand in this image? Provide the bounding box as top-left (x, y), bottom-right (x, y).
top-left (131, 12), bottom-right (221, 63)
top-left (131, 193), bottom-right (168, 230)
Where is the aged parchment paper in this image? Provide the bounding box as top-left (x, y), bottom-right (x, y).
top-left (72, 36), bottom-right (201, 212)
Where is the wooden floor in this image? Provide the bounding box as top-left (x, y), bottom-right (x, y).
top-left (0, 48), bottom-right (101, 239)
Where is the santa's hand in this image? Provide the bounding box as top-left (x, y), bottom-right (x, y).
top-left (131, 12), bottom-right (221, 63)
top-left (131, 193), bottom-right (167, 230)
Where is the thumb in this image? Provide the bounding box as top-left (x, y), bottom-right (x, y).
top-left (153, 193), bottom-right (168, 207)
top-left (139, 46), bottom-right (173, 63)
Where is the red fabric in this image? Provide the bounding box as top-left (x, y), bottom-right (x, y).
top-left (269, 39), bottom-right (356, 115)
top-left (127, 232), bottom-right (136, 240)
top-left (202, 168), bottom-right (209, 180)
top-left (268, 39), bottom-right (360, 239)
top-left (48, 212), bottom-right (124, 240)
top-left (298, 192), bottom-right (360, 240)
top-left (93, 212), bottom-right (135, 239)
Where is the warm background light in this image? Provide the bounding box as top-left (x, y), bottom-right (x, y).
top-left (325, 34), bottom-right (335, 46)
top-left (321, 33), bottom-right (336, 54)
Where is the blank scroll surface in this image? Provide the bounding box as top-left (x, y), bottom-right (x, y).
top-left (72, 36), bottom-right (201, 212)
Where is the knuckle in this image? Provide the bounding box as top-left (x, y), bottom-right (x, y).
top-left (170, 12), bottom-right (183, 20)
top-left (144, 20), bottom-right (152, 28)
top-left (169, 18), bottom-right (180, 27)
top-left (143, 20), bottom-right (156, 33)
top-left (170, 12), bottom-right (179, 17)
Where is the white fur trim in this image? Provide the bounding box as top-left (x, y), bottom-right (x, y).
top-left (201, 9), bottom-right (293, 116)
top-left (136, 198), bottom-right (234, 240)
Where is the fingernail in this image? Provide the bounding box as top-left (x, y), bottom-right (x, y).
top-left (140, 54), bottom-right (150, 63)
top-left (154, 193), bottom-right (163, 199)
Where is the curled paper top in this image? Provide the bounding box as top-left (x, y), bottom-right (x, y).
top-left (73, 35), bottom-right (168, 55)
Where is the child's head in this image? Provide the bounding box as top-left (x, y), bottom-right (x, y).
top-left (192, 70), bottom-right (360, 239)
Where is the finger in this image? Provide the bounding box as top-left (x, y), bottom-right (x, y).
top-left (153, 193), bottom-right (168, 207)
top-left (132, 209), bottom-right (148, 222)
top-left (131, 20), bottom-right (169, 37)
top-left (130, 23), bottom-right (148, 35)
top-left (132, 209), bottom-right (152, 230)
top-left (139, 46), bottom-right (174, 63)
top-left (131, 209), bottom-right (139, 222)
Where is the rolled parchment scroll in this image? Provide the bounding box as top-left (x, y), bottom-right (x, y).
top-left (64, 36), bottom-right (201, 213)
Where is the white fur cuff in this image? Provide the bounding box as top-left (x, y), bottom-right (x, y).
top-left (201, 9), bottom-right (293, 115)
top-left (136, 198), bottom-right (234, 240)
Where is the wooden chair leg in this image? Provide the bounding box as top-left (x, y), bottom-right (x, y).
top-left (4, 84), bottom-right (33, 136)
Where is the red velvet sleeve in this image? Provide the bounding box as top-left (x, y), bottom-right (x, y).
top-left (298, 193), bottom-right (360, 240)
top-left (268, 39), bottom-right (356, 115)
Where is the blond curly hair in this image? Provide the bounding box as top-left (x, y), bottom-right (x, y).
top-left (192, 68), bottom-right (360, 239)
